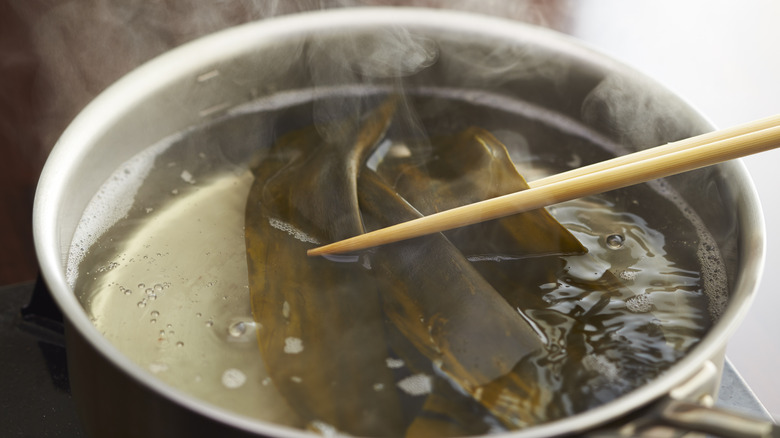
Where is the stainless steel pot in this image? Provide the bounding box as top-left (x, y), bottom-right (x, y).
top-left (33, 8), bottom-right (773, 437)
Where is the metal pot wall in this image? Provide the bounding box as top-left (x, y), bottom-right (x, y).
top-left (33, 8), bottom-right (771, 437)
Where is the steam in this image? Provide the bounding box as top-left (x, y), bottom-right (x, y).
top-left (580, 72), bottom-right (730, 322)
top-left (581, 72), bottom-right (711, 148)
top-left (306, 26), bottom-right (438, 144)
top-left (310, 28), bottom-right (437, 79)
top-left (5, 0), bottom-right (568, 162)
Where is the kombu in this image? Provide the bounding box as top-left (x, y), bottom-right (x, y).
top-left (244, 98), bottom-right (694, 436)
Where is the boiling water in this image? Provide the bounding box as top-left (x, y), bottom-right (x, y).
top-left (71, 88), bottom-right (726, 435)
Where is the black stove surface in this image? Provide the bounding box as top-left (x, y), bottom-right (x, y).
top-left (0, 281), bottom-right (772, 437)
top-left (1, 281), bottom-right (84, 437)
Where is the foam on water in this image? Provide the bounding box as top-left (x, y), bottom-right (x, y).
top-left (397, 373), bottom-right (433, 396)
top-left (385, 357), bottom-right (405, 369)
top-left (268, 218), bottom-right (321, 244)
top-left (66, 130), bottom-right (186, 287)
top-left (149, 362), bottom-right (169, 374)
top-left (180, 170), bottom-right (196, 184)
top-left (625, 293), bottom-right (653, 313)
top-left (222, 368), bottom-right (247, 389)
top-left (647, 179), bottom-right (728, 320)
top-left (284, 337), bottom-right (304, 354)
top-left (308, 420), bottom-right (342, 437)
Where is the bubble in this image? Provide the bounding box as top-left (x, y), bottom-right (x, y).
top-left (605, 233), bottom-right (625, 249)
top-left (618, 270), bottom-right (638, 281)
top-left (222, 368), bottom-right (247, 389)
top-left (176, 341), bottom-right (184, 348)
top-left (582, 354), bottom-right (620, 382)
top-left (206, 320), bottom-right (214, 328)
top-left (385, 357), bottom-right (405, 369)
top-left (151, 310), bottom-right (160, 318)
top-left (646, 177), bottom-right (728, 320)
top-left (154, 283), bottom-right (163, 292)
top-left (137, 283), bottom-right (145, 289)
top-left (149, 362), bottom-right (168, 374)
top-left (697, 233), bottom-right (728, 320)
top-left (268, 218), bottom-right (321, 244)
top-left (397, 374), bottom-right (432, 396)
top-left (137, 300), bottom-right (147, 308)
top-left (626, 294), bottom-right (652, 313)
top-left (228, 321), bottom-right (247, 337)
top-left (97, 261), bottom-right (119, 273)
top-left (284, 337), bottom-right (304, 354)
top-left (180, 170), bottom-right (196, 185)
top-left (309, 421), bottom-right (338, 437)
top-left (64, 135), bottom-right (175, 287)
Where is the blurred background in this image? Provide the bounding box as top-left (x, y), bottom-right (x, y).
top-left (1, 0), bottom-right (778, 423)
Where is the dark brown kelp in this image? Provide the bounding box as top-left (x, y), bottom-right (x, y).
top-left (378, 128), bottom-right (672, 419)
top-left (243, 101), bottom-right (686, 435)
top-left (403, 378), bottom-right (496, 438)
top-left (244, 98), bottom-right (406, 436)
top-left (246, 117), bottom-right (590, 432)
top-left (383, 319), bottom-right (499, 437)
top-left (358, 169), bottom-right (549, 428)
top-left (373, 126), bottom-right (588, 350)
top-left (374, 127), bottom-right (586, 258)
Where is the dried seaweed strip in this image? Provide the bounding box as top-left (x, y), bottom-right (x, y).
top-left (377, 128), bottom-right (675, 419)
top-left (383, 309), bottom-right (499, 437)
top-left (245, 99), bottom-right (406, 436)
top-left (358, 169), bottom-right (546, 428)
top-left (374, 126), bottom-right (586, 346)
top-left (362, 128), bottom-right (594, 429)
top-left (375, 127), bottom-right (586, 258)
top-left (403, 379), bottom-right (495, 438)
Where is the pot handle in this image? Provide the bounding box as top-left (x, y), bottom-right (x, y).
top-left (657, 399), bottom-right (779, 438)
top-left (589, 398), bottom-right (779, 438)
top-left (589, 360), bottom-right (778, 438)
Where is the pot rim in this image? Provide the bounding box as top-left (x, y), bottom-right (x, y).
top-left (33, 7), bottom-right (766, 437)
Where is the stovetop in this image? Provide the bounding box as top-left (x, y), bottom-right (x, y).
top-left (0, 280), bottom-right (772, 437)
top-left (1, 281), bottom-right (83, 437)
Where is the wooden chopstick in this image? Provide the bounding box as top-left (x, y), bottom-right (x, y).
top-left (308, 115), bottom-right (780, 256)
top-left (527, 113), bottom-right (780, 189)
